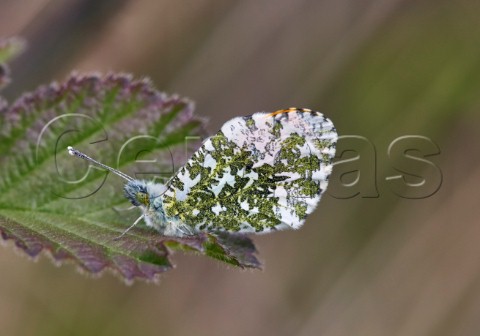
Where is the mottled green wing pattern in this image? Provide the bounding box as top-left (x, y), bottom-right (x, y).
top-left (161, 108), bottom-right (337, 233)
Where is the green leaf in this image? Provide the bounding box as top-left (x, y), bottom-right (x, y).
top-left (0, 73), bottom-right (261, 282)
top-left (0, 37), bottom-right (25, 64)
top-left (0, 37), bottom-right (25, 90)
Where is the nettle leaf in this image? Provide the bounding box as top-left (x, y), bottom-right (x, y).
top-left (0, 73), bottom-right (261, 282)
top-left (0, 37), bottom-right (26, 90)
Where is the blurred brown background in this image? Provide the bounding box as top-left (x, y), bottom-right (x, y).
top-left (1, 0), bottom-right (480, 335)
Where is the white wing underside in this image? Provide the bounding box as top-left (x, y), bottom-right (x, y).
top-left (162, 109), bottom-right (337, 233)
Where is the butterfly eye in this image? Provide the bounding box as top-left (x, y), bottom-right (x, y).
top-left (136, 192), bottom-right (150, 206)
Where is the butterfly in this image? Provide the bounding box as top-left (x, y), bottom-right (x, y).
top-left (68, 107), bottom-right (337, 237)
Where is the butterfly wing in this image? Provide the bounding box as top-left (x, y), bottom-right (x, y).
top-left (161, 108), bottom-right (337, 233)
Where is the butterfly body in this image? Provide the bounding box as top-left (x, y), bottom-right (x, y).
top-left (118, 108), bottom-right (337, 237)
top-left (124, 180), bottom-right (196, 236)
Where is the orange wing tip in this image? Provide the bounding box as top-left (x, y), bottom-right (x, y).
top-left (266, 107), bottom-right (313, 117)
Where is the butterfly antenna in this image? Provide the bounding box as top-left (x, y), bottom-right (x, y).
top-left (67, 146), bottom-right (134, 182)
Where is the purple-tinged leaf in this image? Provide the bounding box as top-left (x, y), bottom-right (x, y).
top-left (0, 73), bottom-right (261, 282)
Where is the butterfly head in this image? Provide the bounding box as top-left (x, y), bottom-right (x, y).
top-left (124, 180), bottom-right (150, 207)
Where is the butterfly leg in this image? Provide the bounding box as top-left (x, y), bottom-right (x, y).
top-left (163, 218), bottom-right (196, 237)
top-left (113, 214), bottom-right (144, 240)
top-left (112, 205), bottom-right (137, 212)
